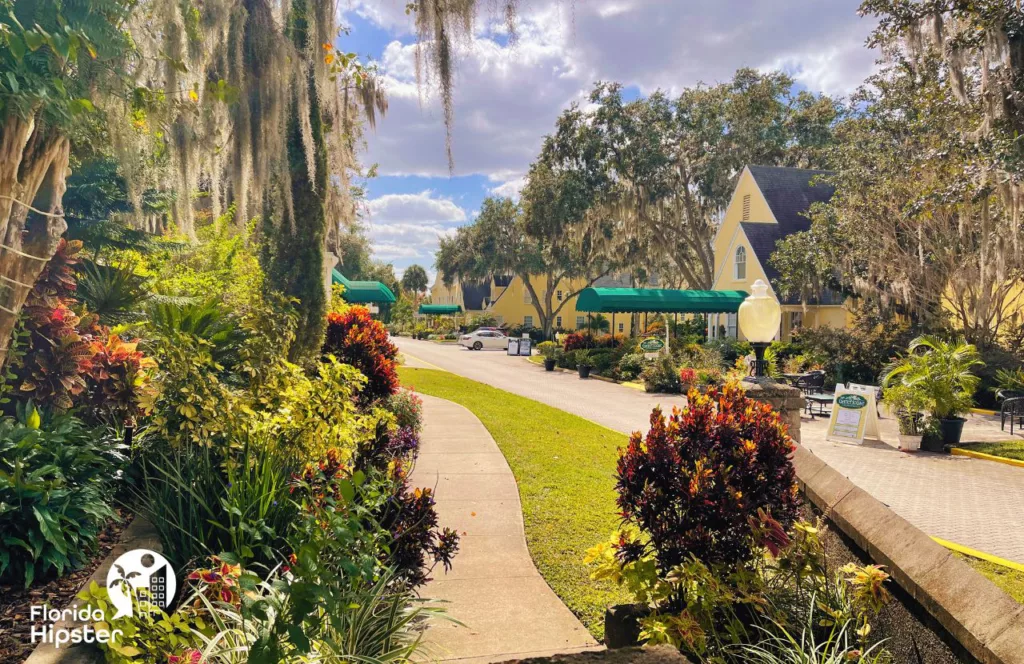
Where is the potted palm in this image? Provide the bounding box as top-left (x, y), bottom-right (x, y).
top-left (882, 336), bottom-right (983, 451)
top-left (576, 349), bottom-right (594, 379)
top-left (537, 341), bottom-right (560, 371)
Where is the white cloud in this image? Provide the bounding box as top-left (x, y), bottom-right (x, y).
top-left (363, 190), bottom-right (466, 277)
top-left (489, 175), bottom-right (527, 199)
top-left (366, 190), bottom-right (467, 224)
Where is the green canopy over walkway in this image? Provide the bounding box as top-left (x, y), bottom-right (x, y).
top-left (575, 288), bottom-right (748, 314)
top-left (332, 269), bottom-right (396, 304)
top-left (418, 304), bottom-right (463, 315)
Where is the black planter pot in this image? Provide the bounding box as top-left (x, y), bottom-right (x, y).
top-left (938, 417), bottom-right (966, 447)
top-left (578, 365), bottom-right (592, 379)
top-left (544, 358), bottom-right (557, 371)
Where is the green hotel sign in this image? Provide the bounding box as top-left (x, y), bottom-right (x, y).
top-left (639, 337), bottom-right (665, 353)
top-left (836, 394), bottom-right (868, 409)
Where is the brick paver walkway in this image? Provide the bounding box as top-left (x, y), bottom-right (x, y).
top-left (411, 394), bottom-right (598, 662)
top-left (398, 338), bottom-right (1024, 564)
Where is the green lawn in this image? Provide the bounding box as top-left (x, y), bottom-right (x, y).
top-left (956, 440), bottom-right (1024, 462)
top-left (954, 553), bottom-right (1024, 604)
top-left (398, 367), bottom-right (633, 638)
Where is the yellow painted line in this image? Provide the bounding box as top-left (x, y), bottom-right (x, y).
top-left (932, 536), bottom-right (1024, 573)
top-left (951, 447), bottom-right (1024, 468)
top-left (621, 381), bottom-right (646, 391)
top-left (970, 407), bottom-right (997, 416)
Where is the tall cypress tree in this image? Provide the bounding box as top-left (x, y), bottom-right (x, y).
top-left (262, 0), bottom-right (329, 363)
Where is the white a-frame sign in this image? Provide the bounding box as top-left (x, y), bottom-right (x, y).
top-left (825, 387), bottom-right (881, 445)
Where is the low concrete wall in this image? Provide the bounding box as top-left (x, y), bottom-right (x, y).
top-left (793, 445), bottom-right (1024, 664)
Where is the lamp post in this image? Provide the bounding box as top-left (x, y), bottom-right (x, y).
top-left (738, 279), bottom-right (782, 379)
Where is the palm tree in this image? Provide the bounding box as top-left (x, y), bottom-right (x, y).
top-left (882, 335), bottom-right (983, 421)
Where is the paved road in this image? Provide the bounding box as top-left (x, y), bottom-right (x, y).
top-left (411, 395), bottom-right (598, 663)
top-left (398, 339), bottom-right (688, 435)
top-left (398, 338), bottom-right (1024, 565)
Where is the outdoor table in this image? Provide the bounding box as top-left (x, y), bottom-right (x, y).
top-left (782, 373), bottom-right (808, 387)
top-left (805, 392), bottom-right (834, 418)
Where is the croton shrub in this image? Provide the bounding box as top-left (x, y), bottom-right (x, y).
top-left (323, 306), bottom-right (399, 403)
top-left (616, 383), bottom-right (799, 571)
top-left (7, 239), bottom-right (155, 421)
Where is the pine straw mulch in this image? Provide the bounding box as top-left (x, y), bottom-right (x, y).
top-left (0, 510), bottom-right (132, 664)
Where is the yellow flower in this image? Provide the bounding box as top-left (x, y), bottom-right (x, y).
top-left (188, 89), bottom-right (199, 102)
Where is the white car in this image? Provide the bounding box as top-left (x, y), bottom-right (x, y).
top-left (459, 329), bottom-right (508, 350)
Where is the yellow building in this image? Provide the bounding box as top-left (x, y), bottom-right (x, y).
top-left (430, 274), bottom-right (640, 332)
top-left (710, 165), bottom-right (854, 341)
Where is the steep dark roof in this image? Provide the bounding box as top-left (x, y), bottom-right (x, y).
top-left (462, 281), bottom-right (491, 311)
top-left (747, 165), bottom-right (834, 236)
top-left (739, 222), bottom-right (843, 306)
top-left (739, 166), bottom-right (839, 306)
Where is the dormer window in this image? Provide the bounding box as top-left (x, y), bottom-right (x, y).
top-left (735, 246), bottom-right (747, 280)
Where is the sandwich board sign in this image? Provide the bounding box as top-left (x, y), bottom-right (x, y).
top-left (826, 387), bottom-right (880, 445)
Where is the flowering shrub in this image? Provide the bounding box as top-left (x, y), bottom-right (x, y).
top-left (640, 356), bottom-right (682, 394)
top-left (384, 387), bottom-right (423, 432)
top-left (678, 367), bottom-right (697, 390)
top-left (562, 332), bottom-right (591, 352)
top-left (616, 383), bottom-right (799, 571)
top-left (323, 306), bottom-right (399, 403)
top-left (696, 367), bottom-right (722, 387)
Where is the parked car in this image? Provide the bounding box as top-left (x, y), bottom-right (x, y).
top-left (460, 329), bottom-right (508, 350)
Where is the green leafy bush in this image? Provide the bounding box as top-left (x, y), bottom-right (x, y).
top-left (641, 356), bottom-right (682, 393)
top-left (0, 415), bottom-right (124, 587)
top-left (617, 352), bottom-right (648, 381)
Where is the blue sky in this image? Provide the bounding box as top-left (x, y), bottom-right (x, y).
top-left (338, 1), bottom-right (879, 283)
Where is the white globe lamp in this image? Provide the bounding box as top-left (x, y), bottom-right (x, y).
top-left (737, 279), bottom-right (781, 378)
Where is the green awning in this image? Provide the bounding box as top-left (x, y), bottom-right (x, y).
top-left (418, 304), bottom-right (462, 315)
top-left (332, 269), bottom-right (396, 304)
top-left (575, 288), bottom-right (748, 314)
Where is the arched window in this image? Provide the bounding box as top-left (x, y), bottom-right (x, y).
top-left (735, 246), bottom-right (747, 280)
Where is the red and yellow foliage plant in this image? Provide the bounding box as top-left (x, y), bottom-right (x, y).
top-left (323, 306), bottom-right (399, 403)
top-left (615, 383), bottom-right (799, 572)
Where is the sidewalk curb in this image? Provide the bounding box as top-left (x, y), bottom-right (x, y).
top-left (951, 447), bottom-right (1024, 469)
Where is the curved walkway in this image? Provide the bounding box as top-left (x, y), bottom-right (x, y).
top-left (411, 394), bottom-right (598, 663)
top-left (398, 338), bottom-right (1024, 565)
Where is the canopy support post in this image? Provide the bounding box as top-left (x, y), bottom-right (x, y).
top-left (612, 312), bottom-right (616, 345)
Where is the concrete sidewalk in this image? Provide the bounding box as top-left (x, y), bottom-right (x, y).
top-left (410, 395), bottom-right (599, 663)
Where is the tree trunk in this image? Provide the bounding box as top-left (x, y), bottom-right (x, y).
top-left (0, 115), bottom-right (71, 368)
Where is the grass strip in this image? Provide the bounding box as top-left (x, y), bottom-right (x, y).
top-left (955, 440), bottom-right (1024, 463)
top-left (399, 367), bottom-right (633, 638)
top-left (953, 553), bottom-right (1024, 604)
